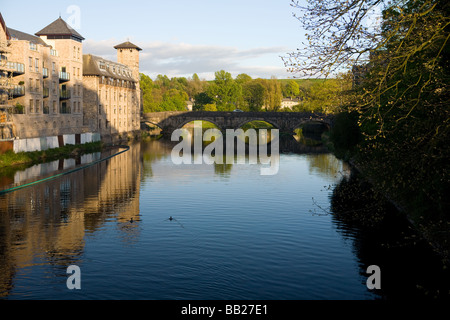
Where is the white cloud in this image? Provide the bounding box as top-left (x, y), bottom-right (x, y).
top-left (83, 39), bottom-right (290, 80)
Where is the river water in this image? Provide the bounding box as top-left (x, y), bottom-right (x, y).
top-left (0, 137), bottom-right (449, 300)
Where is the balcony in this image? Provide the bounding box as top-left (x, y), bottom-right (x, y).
top-left (43, 87), bottom-right (49, 98)
top-left (43, 67), bottom-right (49, 78)
top-left (9, 85), bottom-right (25, 97)
top-left (59, 89), bottom-right (71, 100)
top-left (60, 103), bottom-right (71, 114)
top-left (59, 71), bottom-right (70, 83)
top-left (6, 61), bottom-right (25, 76)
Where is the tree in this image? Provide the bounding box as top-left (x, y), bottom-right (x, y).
top-left (235, 73), bottom-right (253, 85)
top-left (242, 81), bottom-right (266, 111)
top-left (255, 77), bottom-right (282, 111)
top-left (207, 70), bottom-right (242, 111)
top-left (193, 92), bottom-right (214, 111)
top-left (186, 73), bottom-right (208, 99)
top-left (288, 0), bottom-right (450, 243)
top-left (283, 80), bottom-right (300, 98)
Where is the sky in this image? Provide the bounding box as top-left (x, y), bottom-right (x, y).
top-left (1, 0), bottom-right (309, 80)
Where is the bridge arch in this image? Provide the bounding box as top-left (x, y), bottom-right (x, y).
top-left (290, 119), bottom-right (331, 132)
top-left (142, 120), bottom-right (163, 130)
top-left (234, 119), bottom-right (280, 131)
top-left (177, 119), bottom-right (223, 131)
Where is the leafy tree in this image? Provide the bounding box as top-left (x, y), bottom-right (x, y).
top-left (242, 81), bottom-right (266, 111)
top-left (254, 77), bottom-right (283, 111)
top-left (235, 73), bottom-right (253, 85)
top-left (283, 80), bottom-right (300, 98)
top-left (286, 0), bottom-right (450, 250)
top-left (207, 70), bottom-right (242, 111)
top-left (193, 92), bottom-right (214, 111)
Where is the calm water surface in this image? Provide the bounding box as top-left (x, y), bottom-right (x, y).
top-left (0, 139), bottom-right (448, 300)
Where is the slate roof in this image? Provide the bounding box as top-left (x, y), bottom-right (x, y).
top-left (83, 54), bottom-right (135, 81)
top-left (0, 13), bottom-right (10, 40)
top-left (35, 17), bottom-right (84, 40)
top-left (114, 41), bottom-right (142, 51)
top-left (7, 28), bottom-right (49, 46)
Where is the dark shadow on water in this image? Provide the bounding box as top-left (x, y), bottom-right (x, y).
top-left (330, 171), bottom-right (450, 300)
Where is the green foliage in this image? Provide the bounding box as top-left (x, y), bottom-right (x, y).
top-left (0, 142), bottom-right (103, 168)
top-left (140, 71), bottom-right (350, 113)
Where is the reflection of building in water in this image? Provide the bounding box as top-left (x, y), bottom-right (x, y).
top-left (0, 143), bottom-right (141, 297)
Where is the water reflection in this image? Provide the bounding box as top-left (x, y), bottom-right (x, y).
top-left (0, 143), bottom-right (141, 298)
top-left (330, 171), bottom-right (450, 300)
top-left (0, 136), bottom-right (448, 300)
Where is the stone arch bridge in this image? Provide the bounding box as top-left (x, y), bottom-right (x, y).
top-left (142, 111), bottom-right (334, 136)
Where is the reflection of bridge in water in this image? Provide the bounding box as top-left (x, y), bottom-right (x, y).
top-left (142, 111), bottom-right (334, 136)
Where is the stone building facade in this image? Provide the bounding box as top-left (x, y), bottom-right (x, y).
top-left (82, 42), bottom-right (142, 141)
top-left (0, 13), bottom-right (142, 152)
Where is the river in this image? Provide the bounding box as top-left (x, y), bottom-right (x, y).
top-left (0, 137), bottom-right (449, 300)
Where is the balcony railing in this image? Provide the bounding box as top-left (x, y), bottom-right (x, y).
top-left (9, 85), bottom-right (25, 97)
top-left (59, 71), bottom-right (70, 83)
top-left (60, 104), bottom-right (71, 114)
top-left (6, 61), bottom-right (25, 76)
top-left (43, 87), bottom-right (49, 98)
top-left (43, 67), bottom-right (49, 78)
top-left (60, 89), bottom-right (71, 100)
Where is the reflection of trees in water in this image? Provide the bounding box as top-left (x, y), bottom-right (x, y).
top-left (214, 162), bottom-right (233, 177)
top-left (140, 138), bottom-right (175, 178)
top-left (330, 171), bottom-right (450, 300)
top-left (305, 153), bottom-right (350, 180)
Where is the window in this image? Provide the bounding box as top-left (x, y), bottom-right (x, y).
top-left (77, 48), bottom-right (80, 60)
top-left (30, 43), bottom-right (37, 51)
top-left (52, 62), bottom-right (56, 73)
top-left (35, 79), bottom-right (40, 90)
top-left (78, 102), bottom-right (81, 113)
top-left (53, 81), bottom-right (56, 94)
top-left (29, 78), bottom-right (33, 91)
top-left (29, 57), bottom-right (33, 71)
top-left (29, 99), bottom-right (34, 113)
top-left (73, 46), bottom-right (76, 58)
top-left (36, 100), bottom-right (40, 113)
top-left (53, 101), bottom-right (57, 113)
top-left (35, 58), bottom-right (39, 72)
top-left (51, 49), bottom-right (58, 56)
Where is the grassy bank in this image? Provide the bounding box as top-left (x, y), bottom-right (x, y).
top-left (0, 141), bottom-right (103, 169)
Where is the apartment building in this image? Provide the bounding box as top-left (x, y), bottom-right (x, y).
top-left (0, 13), bottom-right (142, 152)
top-left (83, 41), bottom-right (142, 140)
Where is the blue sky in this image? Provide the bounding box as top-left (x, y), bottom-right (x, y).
top-left (1, 0), bottom-right (308, 80)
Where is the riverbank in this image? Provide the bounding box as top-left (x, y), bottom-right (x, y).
top-left (324, 129), bottom-right (450, 265)
top-left (0, 141), bottom-right (104, 169)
